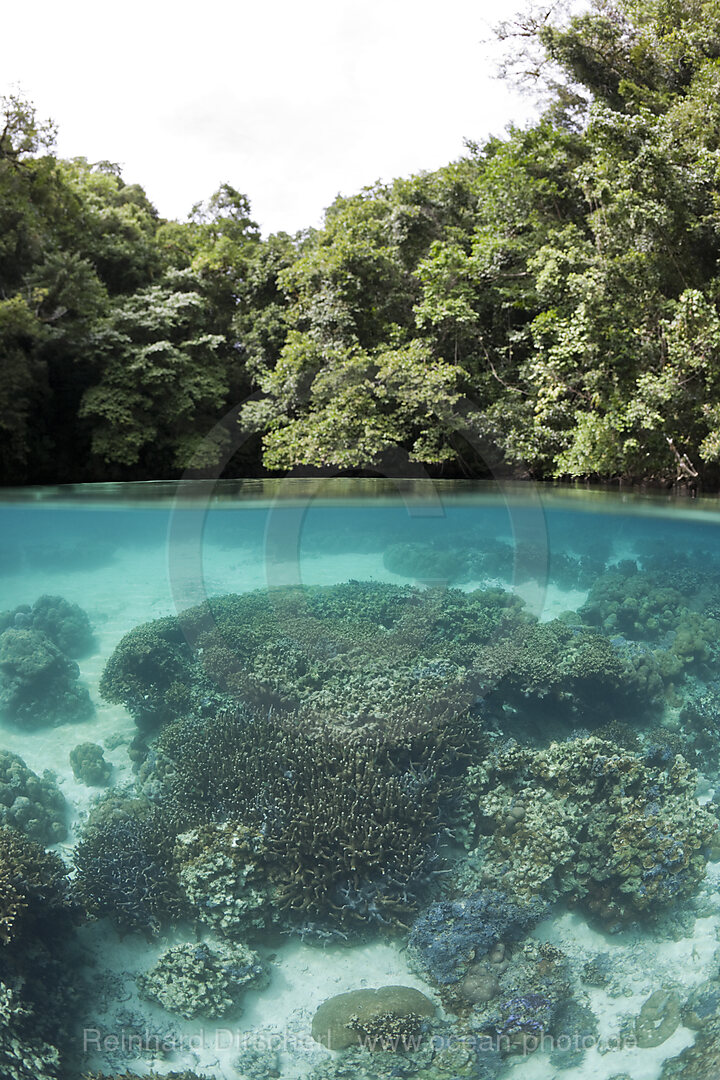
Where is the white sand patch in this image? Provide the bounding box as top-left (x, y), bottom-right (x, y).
top-left (80, 923), bottom-right (439, 1078)
top-left (512, 907), bottom-right (718, 1080)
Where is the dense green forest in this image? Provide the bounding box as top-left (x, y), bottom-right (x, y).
top-left (4, 0), bottom-right (720, 486)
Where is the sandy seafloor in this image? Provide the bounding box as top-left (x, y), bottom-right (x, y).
top-left (1, 537), bottom-right (718, 1079)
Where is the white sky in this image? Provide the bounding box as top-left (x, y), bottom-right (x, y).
top-left (3, 0), bottom-right (540, 236)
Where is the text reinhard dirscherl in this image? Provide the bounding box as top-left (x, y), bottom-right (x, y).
top-left (82, 1026), bottom-right (639, 1057)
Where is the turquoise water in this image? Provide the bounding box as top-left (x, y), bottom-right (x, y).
top-left (2, 481), bottom-right (720, 1080)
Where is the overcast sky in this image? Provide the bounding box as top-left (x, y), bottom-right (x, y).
top-left (3, 0), bottom-right (540, 236)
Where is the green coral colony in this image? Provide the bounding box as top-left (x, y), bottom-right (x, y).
top-left (5, 536), bottom-right (720, 1080)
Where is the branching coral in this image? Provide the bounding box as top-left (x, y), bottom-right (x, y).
top-left (83, 1073), bottom-right (211, 1080)
top-left (153, 709), bottom-right (450, 930)
top-left (0, 825), bottom-right (70, 945)
top-left (73, 793), bottom-right (184, 935)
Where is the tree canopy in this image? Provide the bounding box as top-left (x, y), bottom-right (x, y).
top-left (5, 0), bottom-right (720, 486)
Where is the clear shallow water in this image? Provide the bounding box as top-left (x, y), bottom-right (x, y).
top-left (2, 480), bottom-right (720, 1080)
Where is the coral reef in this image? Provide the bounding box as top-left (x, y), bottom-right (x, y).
top-left (0, 750), bottom-right (67, 842)
top-left (383, 537), bottom-right (603, 592)
top-left (0, 826), bottom-right (79, 1080)
top-left (659, 1018), bottom-right (720, 1078)
top-left (73, 793), bottom-right (184, 935)
top-left (311, 986), bottom-right (435, 1050)
top-left (579, 561), bottom-right (720, 675)
top-left (0, 981), bottom-right (62, 1080)
top-left (174, 822), bottom-right (279, 936)
top-left (83, 1074), bottom-right (210, 1080)
top-left (383, 541), bottom-right (467, 583)
top-left (475, 619), bottom-right (658, 728)
top-left (0, 628), bottom-right (93, 728)
top-left (99, 583), bottom-right (527, 733)
top-left (152, 708), bottom-right (453, 930)
top-left (683, 977), bottom-right (720, 1030)
top-left (634, 989), bottom-right (681, 1048)
top-left (98, 615), bottom-right (198, 729)
top-left (137, 941), bottom-right (267, 1019)
top-left (70, 742), bottom-right (112, 787)
top-left (449, 940), bottom-right (575, 1057)
top-left (0, 595), bottom-right (95, 658)
top-left (461, 736), bottom-right (716, 927)
top-left (307, 1017), bottom-right (503, 1079)
top-left (407, 889), bottom-right (546, 989)
top-left (100, 581), bottom-right (665, 747)
top-left (0, 825), bottom-right (71, 945)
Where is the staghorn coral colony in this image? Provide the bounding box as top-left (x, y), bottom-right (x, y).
top-left (4, 538), bottom-right (720, 1080)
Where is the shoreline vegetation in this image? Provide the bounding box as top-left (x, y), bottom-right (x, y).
top-left (4, 0), bottom-right (720, 489)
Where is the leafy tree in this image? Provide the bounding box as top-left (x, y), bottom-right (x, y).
top-left (79, 270), bottom-right (231, 473)
top-left (243, 336), bottom-right (464, 469)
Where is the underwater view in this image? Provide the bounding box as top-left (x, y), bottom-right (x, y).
top-left (4, 480), bottom-right (720, 1080)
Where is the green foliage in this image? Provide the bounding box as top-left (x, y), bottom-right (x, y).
top-left (79, 269), bottom-right (231, 470)
top-left (245, 336), bottom-right (464, 469)
top-left (9, 0), bottom-right (720, 486)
